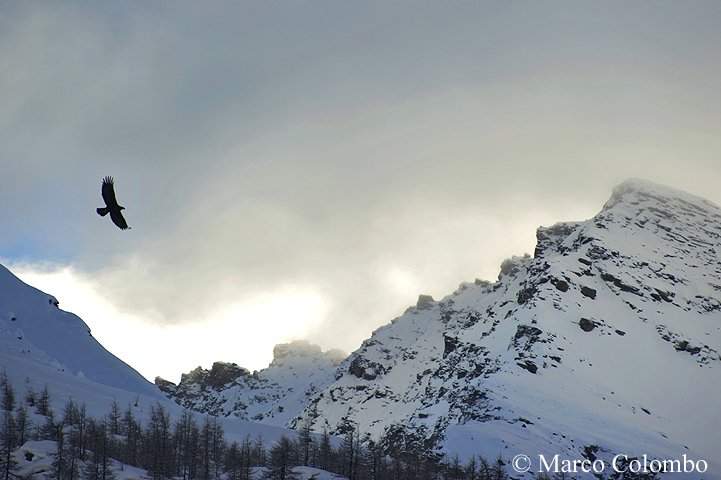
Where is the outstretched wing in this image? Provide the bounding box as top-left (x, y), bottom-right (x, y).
top-left (110, 210), bottom-right (130, 230)
top-left (101, 176), bottom-right (120, 208)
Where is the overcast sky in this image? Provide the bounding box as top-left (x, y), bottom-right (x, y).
top-left (2, 1), bottom-right (721, 383)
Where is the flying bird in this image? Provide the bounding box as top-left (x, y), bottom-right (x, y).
top-left (96, 176), bottom-right (130, 230)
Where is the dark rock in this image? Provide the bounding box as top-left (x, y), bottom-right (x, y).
top-left (652, 289), bottom-right (674, 303)
top-left (349, 356), bottom-right (381, 380)
top-left (349, 357), bottom-right (364, 378)
top-left (687, 345), bottom-right (702, 355)
top-left (648, 206), bottom-right (673, 219)
top-left (513, 325), bottom-right (544, 351)
top-left (499, 259), bottom-right (520, 277)
top-left (208, 362), bottom-right (250, 389)
top-left (416, 294), bottom-right (435, 309)
top-left (579, 318), bottom-right (596, 332)
top-left (576, 235), bottom-right (595, 246)
top-left (555, 280), bottom-right (569, 292)
top-left (498, 254), bottom-right (531, 279)
top-left (517, 285), bottom-right (537, 304)
top-left (535, 222), bottom-right (580, 258)
top-left (581, 286), bottom-right (597, 299)
top-left (578, 258), bottom-right (592, 266)
top-left (600, 272), bottom-right (642, 296)
top-left (586, 245), bottom-right (618, 261)
top-left (155, 377), bottom-right (178, 395)
top-left (583, 445), bottom-right (600, 462)
top-left (673, 339), bottom-right (701, 354)
top-left (181, 366), bottom-right (208, 386)
top-left (615, 329), bottom-right (626, 336)
top-left (443, 335), bottom-right (459, 358)
top-left (517, 360), bottom-right (538, 374)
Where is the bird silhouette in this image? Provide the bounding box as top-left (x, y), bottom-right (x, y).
top-left (96, 176), bottom-right (130, 230)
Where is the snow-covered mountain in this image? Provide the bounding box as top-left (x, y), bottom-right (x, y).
top-left (0, 262), bottom-right (162, 400)
top-left (0, 261), bottom-right (304, 448)
top-left (298, 178), bottom-right (721, 474)
top-left (155, 340), bottom-right (346, 427)
top-left (161, 179), bottom-right (721, 478)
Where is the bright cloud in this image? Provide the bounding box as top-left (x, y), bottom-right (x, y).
top-left (7, 261), bottom-right (331, 383)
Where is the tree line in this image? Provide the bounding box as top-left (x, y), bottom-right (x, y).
top-left (1, 371), bottom-right (656, 480)
top-left (0, 370), bottom-right (512, 480)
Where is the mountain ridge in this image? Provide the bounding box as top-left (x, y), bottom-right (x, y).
top-left (159, 178), bottom-right (721, 478)
top-left (0, 263), bottom-right (163, 399)
top-left (155, 339), bottom-right (347, 427)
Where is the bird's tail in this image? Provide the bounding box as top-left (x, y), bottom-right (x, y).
top-left (97, 207), bottom-right (109, 217)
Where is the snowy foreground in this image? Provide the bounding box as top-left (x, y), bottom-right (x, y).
top-left (14, 440), bottom-right (341, 480)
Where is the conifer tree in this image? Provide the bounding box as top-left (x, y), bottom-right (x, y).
top-left (338, 427), bottom-right (362, 480)
top-left (224, 440), bottom-right (252, 480)
top-left (40, 406), bottom-right (58, 442)
top-left (24, 387), bottom-right (37, 409)
top-left (296, 419), bottom-right (313, 467)
top-left (36, 385), bottom-right (52, 417)
top-left (144, 402), bottom-right (172, 480)
top-left (253, 434), bottom-right (266, 467)
top-left (263, 434), bottom-right (299, 480)
top-left (82, 417), bottom-right (115, 480)
top-left (77, 403), bottom-right (88, 462)
top-left (198, 415), bottom-right (226, 480)
top-left (477, 455), bottom-right (493, 480)
top-left (316, 428), bottom-right (332, 473)
top-left (120, 405), bottom-right (141, 467)
top-left (209, 416), bottom-right (226, 480)
top-left (50, 424), bottom-right (69, 480)
top-left (0, 370), bottom-right (18, 480)
top-left (464, 454), bottom-right (479, 480)
top-left (363, 438), bottom-right (386, 480)
top-left (107, 400), bottom-right (121, 438)
top-left (445, 453), bottom-right (464, 480)
top-left (489, 455), bottom-right (508, 480)
top-left (173, 409), bottom-right (199, 480)
top-left (60, 398), bottom-right (82, 480)
top-left (240, 435), bottom-right (254, 475)
top-left (15, 403), bottom-right (31, 444)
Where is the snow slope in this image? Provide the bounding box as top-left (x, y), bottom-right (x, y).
top-left (0, 262), bottom-right (306, 449)
top-left (0, 263), bottom-right (162, 399)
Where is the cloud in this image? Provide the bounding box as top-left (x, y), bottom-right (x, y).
top-left (6, 260), bottom-right (332, 382)
top-left (2, 1), bottom-right (721, 381)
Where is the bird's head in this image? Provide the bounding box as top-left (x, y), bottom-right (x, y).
top-left (119, 206), bottom-right (125, 210)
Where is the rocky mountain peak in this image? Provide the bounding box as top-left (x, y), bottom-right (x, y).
top-left (157, 340), bottom-right (346, 425)
top-left (604, 178), bottom-right (720, 214)
top-left (288, 179), bottom-right (721, 470)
